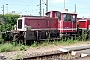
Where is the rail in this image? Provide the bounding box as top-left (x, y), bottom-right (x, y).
top-left (16, 45), bottom-right (90, 60)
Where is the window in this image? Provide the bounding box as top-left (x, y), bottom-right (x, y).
top-left (47, 13), bottom-right (50, 17)
top-left (56, 12), bottom-right (61, 20)
top-left (64, 14), bottom-right (72, 21)
top-left (18, 19), bottom-right (22, 29)
top-left (72, 15), bottom-right (76, 21)
top-left (64, 14), bottom-right (67, 21)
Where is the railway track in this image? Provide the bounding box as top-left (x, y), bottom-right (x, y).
top-left (23, 52), bottom-right (68, 60)
top-left (0, 45), bottom-right (90, 60)
top-left (16, 45), bottom-right (90, 60)
top-left (22, 51), bottom-right (71, 60)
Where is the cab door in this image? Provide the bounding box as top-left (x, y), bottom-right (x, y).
top-left (72, 14), bottom-right (77, 32)
top-left (63, 13), bottom-right (77, 32)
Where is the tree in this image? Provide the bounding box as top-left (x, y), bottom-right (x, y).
top-left (0, 14), bottom-right (20, 31)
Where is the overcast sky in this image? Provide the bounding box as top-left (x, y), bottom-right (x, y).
top-left (0, 0), bottom-right (90, 18)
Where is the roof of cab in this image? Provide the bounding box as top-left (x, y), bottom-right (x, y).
top-left (46, 11), bottom-right (77, 15)
top-left (45, 11), bottom-right (58, 15)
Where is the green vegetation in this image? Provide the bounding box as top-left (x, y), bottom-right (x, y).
top-left (0, 37), bottom-right (90, 53)
top-left (20, 45), bottom-right (26, 51)
top-left (0, 33), bottom-right (4, 44)
top-left (0, 14), bottom-right (20, 31)
top-left (0, 43), bottom-right (13, 52)
top-left (0, 14), bottom-right (20, 41)
top-left (0, 33), bottom-right (27, 52)
top-left (0, 42), bottom-right (27, 52)
top-left (15, 54), bottom-right (23, 59)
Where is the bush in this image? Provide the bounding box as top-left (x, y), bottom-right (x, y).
top-left (0, 39), bottom-right (4, 44)
top-left (31, 41), bottom-right (38, 47)
top-left (20, 45), bottom-right (26, 51)
top-left (0, 43), bottom-right (14, 52)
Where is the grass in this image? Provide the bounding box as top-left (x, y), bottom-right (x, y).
top-left (0, 39), bottom-right (90, 53)
top-left (0, 42), bottom-right (27, 52)
top-left (0, 43), bottom-right (14, 52)
top-left (31, 39), bottom-right (87, 48)
top-left (0, 32), bottom-right (90, 53)
top-left (0, 33), bottom-right (4, 44)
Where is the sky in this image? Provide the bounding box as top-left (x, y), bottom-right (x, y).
top-left (0, 0), bottom-right (90, 18)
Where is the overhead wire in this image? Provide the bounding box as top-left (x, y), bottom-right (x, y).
top-left (18, 0), bottom-right (39, 15)
top-left (1, 0), bottom-right (90, 15)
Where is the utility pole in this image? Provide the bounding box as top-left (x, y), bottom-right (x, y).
top-left (2, 5), bottom-right (6, 29)
top-left (2, 5), bottom-right (4, 16)
top-left (40, 0), bottom-right (42, 16)
top-left (6, 4), bottom-right (8, 14)
top-left (64, 0), bottom-right (65, 9)
top-left (46, 0), bottom-right (48, 12)
top-left (75, 4), bottom-right (76, 12)
top-left (3, 5), bottom-right (5, 28)
top-left (43, 8), bottom-right (44, 16)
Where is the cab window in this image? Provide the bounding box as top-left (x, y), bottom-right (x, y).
top-left (18, 19), bottom-right (22, 29)
top-left (72, 15), bottom-right (76, 21)
top-left (56, 12), bottom-right (61, 20)
top-left (46, 13), bottom-right (50, 17)
top-left (64, 14), bottom-right (71, 21)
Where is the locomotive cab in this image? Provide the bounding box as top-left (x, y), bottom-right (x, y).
top-left (46, 11), bottom-right (77, 30)
top-left (46, 11), bottom-right (61, 20)
top-left (46, 11), bottom-right (77, 37)
top-left (60, 12), bottom-right (77, 37)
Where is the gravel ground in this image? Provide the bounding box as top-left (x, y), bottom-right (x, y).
top-left (73, 57), bottom-right (90, 60)
top-left (0, 42), bottom-right (90, 60)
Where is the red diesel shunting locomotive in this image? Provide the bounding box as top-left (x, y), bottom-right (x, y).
top-left (2, 10), bottom-right (90, 44)
top-left (16, 10), bottom-right (77, 41)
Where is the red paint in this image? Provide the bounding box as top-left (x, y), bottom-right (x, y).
top-left (25, 17), bottom-right (58, 30)
top-left (79, 21), bottom-right (86, 28)
top-left (79, 19), bottom-right (90, 29)
top-left (58, 14), bottom-right (77, 33)
top-left (22, 11), bottom-right (77, 34)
